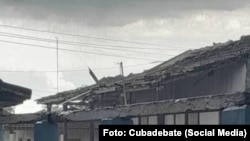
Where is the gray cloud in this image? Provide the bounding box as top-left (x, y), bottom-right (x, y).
top-left (1, 0), bottom-right (249, 26)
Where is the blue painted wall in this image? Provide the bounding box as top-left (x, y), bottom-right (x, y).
top-left (0, 125), bottom-right (3, 141)
top-left (221, 105), bottom-right (250, 125)
top-left (244, 106), bottom-right (250, 124)
top-left (34, 120), bottom-right (58, 141)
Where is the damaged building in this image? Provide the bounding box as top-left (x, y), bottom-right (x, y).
top-left (2, 35), bottom-right (250, 141)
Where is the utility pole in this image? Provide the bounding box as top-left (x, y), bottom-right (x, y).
top-left (119, 62), bottom-right (127, 105)
top-left (56, 37), bottom-right (59, 93)
top-left (56, 37), bottom-right (68, 141)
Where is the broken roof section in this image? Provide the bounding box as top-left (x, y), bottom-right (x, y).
top-left (0, 79), bottom-right (32, 107)
top-left (37, 35), bottom-right (250, 105)
top-left (36, 50), bottom-right (193, 105)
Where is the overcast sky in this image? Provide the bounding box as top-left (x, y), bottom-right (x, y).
top-left (1, 0), bottom-right (250, 113)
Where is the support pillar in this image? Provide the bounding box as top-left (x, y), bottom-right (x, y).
top-left (62, 104), bottom-right (68, 141)
top-left (90, 121), bottom-right (94, 141)
top-left (9, 132), bottom-right (15, 141)
top-left (0, 125), bottom-right (3, 141)
top-left (63, 121), bottom-right (68, 141)
top-left (59, 133), bottom-right (64, 141)
top-left (246, 54), bottom-right (250, 91)
top-left (47, 104), bottom-right (52, 113)
top-left (0, 108), bottom-right (3, 141)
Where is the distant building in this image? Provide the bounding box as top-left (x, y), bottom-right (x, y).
top-left (0, 79), bottom-right (32, 141)
top-left (0, 79), bottom-right (32, 113)
top-left (3, 35), bottom-right (250, 141)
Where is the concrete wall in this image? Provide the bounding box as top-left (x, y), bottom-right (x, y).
top-left (160, 61), bottom-right (246, 99)
top-left (59, 121), bottom-right (98, 141)
top-left (199, 111), bottom-right (219, 125)
top-left (2, 125), bottom-right (34, 141)
top-left (3, 130), bottom-right (9, 141)
top-left (67, 122), bottom-right (90, 141)
top-left (130, 61), bottom-right (246, 103)
top-left (94, 91), bottom-right (124, 108)
top-left (2, 130), bottom-right (33, 141)
top-left (130, 88), bottom-right (156, 104)
top-left (93, 121), bottom-right (100, 141)
top-left (137, 110), bottom-right (220, 125)
top-left (14, 129), bottom-right (33, 141)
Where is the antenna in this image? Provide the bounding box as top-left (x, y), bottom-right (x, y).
top-left (56, 37), bottom-right (59, 93)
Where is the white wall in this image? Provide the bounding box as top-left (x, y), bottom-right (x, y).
top-left (148, 116), bottom-right (157, 125)
top-left (14, 129), bottom-right (34, 141)
top-left (164, 114), bottom-right (174, 125)
top-left (3, 128), bottom-right (33, 141)
top-left (199, 111), bottom-right (219, 125)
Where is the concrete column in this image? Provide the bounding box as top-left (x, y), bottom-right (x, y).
top-left (47, 104), bottom-right (52, 113)
top-left (63, 104), bottom-right (68, 111)
top-left (63, 122), bottom-right (68, 141)
top-left (0, 125), bottom-right (3, 141)
top-left (90, 122), bottom-right (94, 141)
top-left (0, 108), bottom-right (3, 141)
top-left (62, 105), bottom-right (68, 141)
top-left (9, 132), bottom-right (16, 141)
top-left (59, 134), bottom-right (64, 141)
top-left (246, 55), bottom-right (250, 91)
top-left (157, 114), bottom-right (165, 125)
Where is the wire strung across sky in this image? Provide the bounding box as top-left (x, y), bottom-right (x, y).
top-left (0, 31), bottom-right (189, 51)
top-left (33, 89), bottom-right (57, 93)
top-left (0, 39), bottom-right (162, 61)
top-left (0, 25), bottom-right (191, 62)
top-left (0, 33), bottom-right (179, 56)
top-left (0, 24), bottom-right (184, 97)
top-left (0, 24), bottom-right (190, 49)
top-left (0, 61), bottom-right (162, 73)
top-left (0, 61), bottom-right (162, 96)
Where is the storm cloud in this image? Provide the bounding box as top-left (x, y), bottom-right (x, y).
top-left (1, 0), bottom-right (250, 26)
top-left (1, 0), bottom-right (250, 113)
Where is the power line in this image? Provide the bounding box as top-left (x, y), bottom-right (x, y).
top-left (0, 33), bottom-right (176, 56)
top-left (0, 62), bottom-right (162, 73)
top-left (0, 70), bottom-right (56, 73)
top-left (0, 32), bottom-right (184, 56)
top-left (60, 40), bottom-right (185, 52)
top-left (0, 24), bottom-right (190, 49)
top-left (0, 31), bottom-right (187, 51)
top-left (56, 37), bottom-right (59, 93)
top-left (0, 32), bottom-right (53, 43)
top-left (32, 94), bottom-right (45, 98)
top-left (32, 90), bottom-right (56, 98)
top-left (0, 62), bottom-right (162, 97)
top-left (0, 39), bottom-right (161, 61)
top-left (32, 90), bottom-right (57, 93)
top-left (0, 39), bottom-right (55, 49)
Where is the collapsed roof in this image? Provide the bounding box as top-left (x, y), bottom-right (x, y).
top-left (0, 79), bottom-right (32, 107)
top-left (37, 35), bottom-right (250, 105)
